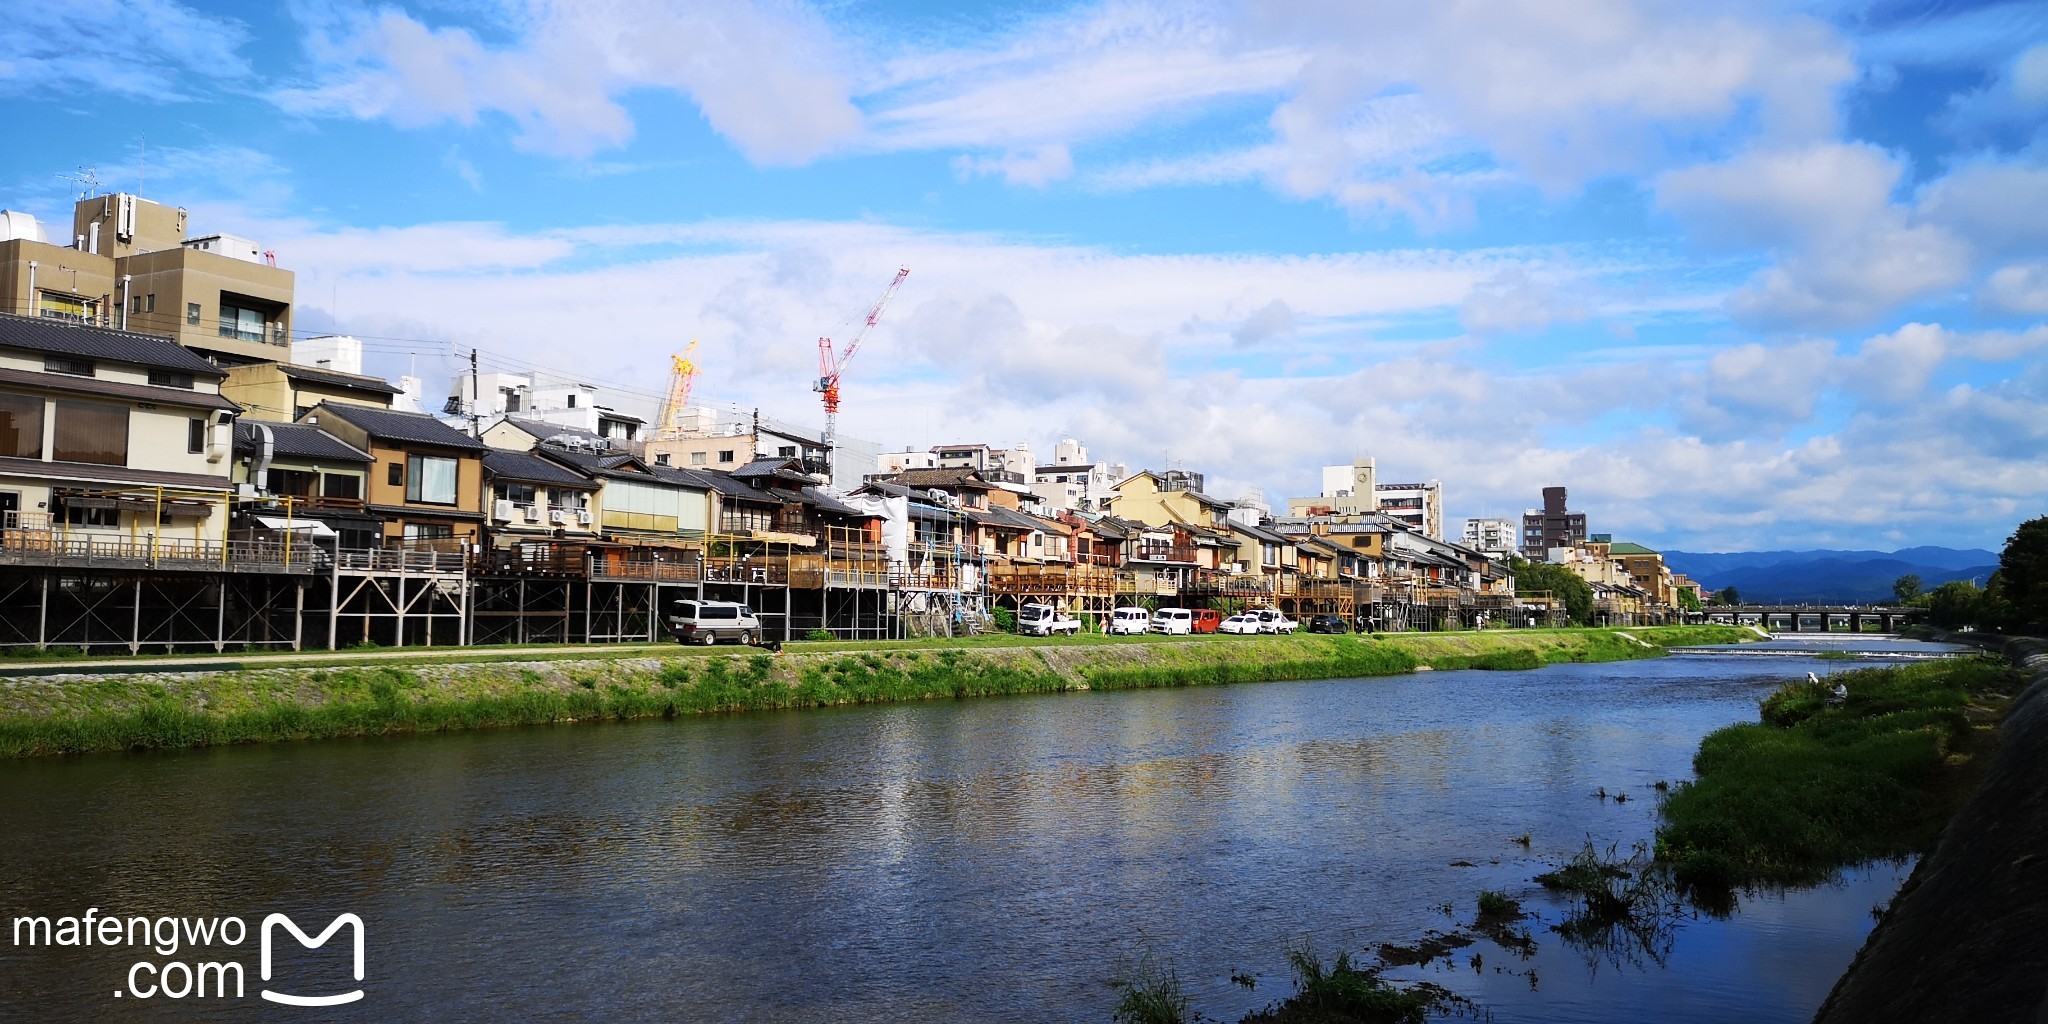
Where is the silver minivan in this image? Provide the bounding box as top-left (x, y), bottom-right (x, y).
top-left (667, 600), bottom-right (763, 645)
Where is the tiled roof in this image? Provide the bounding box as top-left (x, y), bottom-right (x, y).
top-left (0, 366), bottom-right (238, 412)
top-left (311, 403), bottom-right (489, 451)
top-left (235, 420), bottom-right (373, 463)
top-left (277, 364), bottom-right (404, 395)
top-left (0, 313), bottom-right (225, 377)
top-left (886, 467), bottom-right (993, 491)
top-left (0, 455), bottom-right (230, 491)
top-left (1607, 542), bottom-right (1660, 555)
top-left (484, 449), bottom-right (595, 489)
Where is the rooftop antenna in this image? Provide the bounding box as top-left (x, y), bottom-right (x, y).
top-left (57, 167), bottom-right (101, 200)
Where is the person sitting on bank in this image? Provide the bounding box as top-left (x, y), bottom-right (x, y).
top-left (1832, 680), bottom-right (1848, 702)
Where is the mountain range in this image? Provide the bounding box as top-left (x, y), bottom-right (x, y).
top-left (1660, 547), bottom-right (2000, 604)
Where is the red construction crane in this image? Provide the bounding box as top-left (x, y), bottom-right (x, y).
top-left (815, 265), bottom-right (909, 451)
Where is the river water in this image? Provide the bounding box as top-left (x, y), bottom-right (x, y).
top-left (0, 650), bottom-right (1916, 1022)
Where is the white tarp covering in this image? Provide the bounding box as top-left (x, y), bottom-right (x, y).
top-left (838, 494), bottom-right (909, 567)
top-left (254, 515), bottom-right (336, 538)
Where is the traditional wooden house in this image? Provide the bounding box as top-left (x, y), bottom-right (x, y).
top-left (303, 403), bottom-right (489, 545)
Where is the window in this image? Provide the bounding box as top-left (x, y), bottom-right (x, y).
top-left (720, 504), bottom-right (775, 534)
top-left (405, 455), bottom-right (459, 505)
top-left (44, 357), bottom-right (95, 377)
top-left (387, 462), bottom-right (404, 488)
top-left (494, 482), bottom-right (537, 505)
top-left (322, 474), bottom-right (361, 500)
top-left (145, 293), bottom-right (156, 313)
top-left (270, 469), bottom-right (317, 498)
top-left (566, 394), bottom-right (577, 408)
top-left (40, 292), bottom-right (98, 323)
top-left (187, 418), bottom-right (204, 454)
top-left (130, 295), bottom-right (142, 314)
top-left (654, 453), bottom-right (670, 466)
top-left (0, 393), bottom-right (43, 459)
top-left (777, 445), bottom-right (796, 458)
top-left (218, 302), bottom-right (264, 342)
top-left (186, 302), bottom-right (201, 326)
top-left (51, 400), bottom-right (127, 466)
top-left (717, 450), bottom-right (735, 464)
top-left (64, 505), bottom-right (118, 528)
top-left (689, 452), bottom-right (707, 466)
top-left (403, 523), bottom-right (454, 540)
top-left (149, 369), bottom-right (194, 389)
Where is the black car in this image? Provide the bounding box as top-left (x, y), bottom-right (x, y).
top-left (1305, 614), bottom-right (1349, 634)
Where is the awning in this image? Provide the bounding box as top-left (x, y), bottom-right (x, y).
top-left (254, 515), bottom-right (337, 538)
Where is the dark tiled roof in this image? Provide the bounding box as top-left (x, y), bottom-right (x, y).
top-left (541, 447), bottom-right (656, 480)
top-left (235, 420), bottom-right (372, 463)
top-left (886, 467), bottom-right (993, 491)
top-left (0, 313), bottom-right (225, 377)
top-left (484, 449), bottom-right (595, 489)
top-left (732, 457), bottom-right (816, 487)
top-left (799, 486), bottom-right (867, 517)
top-left (277, 364), bottom-right (404, 395)
top-left (0, 366), bottom-right (238, 412)
top-left (499, 417), bottom-right (612, 445)
top-left (313, 403), bottom-right (488, 451)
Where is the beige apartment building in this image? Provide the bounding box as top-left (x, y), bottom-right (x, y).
top-left (0, 193), bottom-right (294, 365)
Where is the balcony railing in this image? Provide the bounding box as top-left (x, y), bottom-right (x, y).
top-left (0, 530), bottom-right (322, 574)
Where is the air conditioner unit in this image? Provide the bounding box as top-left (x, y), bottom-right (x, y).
top-left (550, 509), bottom-right (572, 525)
top-left (576, 509), bottom-right (593, 526)
top-left (492, 498), bottom-right (515, 521)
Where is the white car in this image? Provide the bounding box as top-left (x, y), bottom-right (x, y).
top-left (1250, 608), bottom-right (1298, 634)
top-left (1218, 614), bottom-right (1262, 635)
top-left (1017, 602), bottom-right (1082, 636)
top-left (1151, 608), bottom-right (1193, 635)
top-left (1107, 607), bottom-right (1153, 635)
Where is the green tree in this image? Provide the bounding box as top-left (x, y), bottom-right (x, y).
top-left (1511, 558), bottom-right (1593, 625)
top-left (1892, 574), bottom-right (1922, 603)
top-left (1677, 587), bottom-right (1702, 612)
top-left (1999, 515), bottom-right (2048, 630)
top-left (1715, 585), bottom-right (1741, 606)
top-left (1925, 579), bottom-right (1982, 629)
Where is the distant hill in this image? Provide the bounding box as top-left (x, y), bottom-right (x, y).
top-left (1662, 547), bottom-right (1999, 604)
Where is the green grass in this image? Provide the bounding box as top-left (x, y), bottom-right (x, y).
top-left (1239, 945), bottom-right (1445, 1024)
top-left (0, 626), bottom-right (1756, 758)
top-left (1654, 656), bottom-right (2020, 892)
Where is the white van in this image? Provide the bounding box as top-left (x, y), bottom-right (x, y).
top-left (1151, 608), bottom-right (1193, 635)
top-left (667, 600), bottom-right (763, 645)
top-left (1108, 607), bottom-right (1153, 635)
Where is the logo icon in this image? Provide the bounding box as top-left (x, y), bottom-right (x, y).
top-left (258, 913), bottom-right (365, 1006)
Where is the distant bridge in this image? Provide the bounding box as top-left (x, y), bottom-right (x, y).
top-left (1701, 604), bottom-right (1926, 633)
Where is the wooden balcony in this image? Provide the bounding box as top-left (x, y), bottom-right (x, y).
top-left (1127, 541), bottom-right (1197, 564)
top-left (989, 564), bottom-right (1118, 596)
top-left (0, 530), bottom-right (323, 574)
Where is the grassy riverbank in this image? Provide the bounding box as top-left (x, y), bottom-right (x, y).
top-left (1654, 655), bottom-right (2023, 891)
top-left (0, 625), bottom-right (1751, 758)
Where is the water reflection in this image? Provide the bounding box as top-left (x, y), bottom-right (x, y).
top-left (0, 655), bottom-right (1896, 1023)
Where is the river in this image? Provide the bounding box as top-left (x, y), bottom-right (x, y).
top-left (0, 647), bottom-right (1926, 1022)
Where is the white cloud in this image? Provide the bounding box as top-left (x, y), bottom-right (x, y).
top-left (1231, 299), bottom-right (1297, 346)
top-left (1458, 267), bottom-right (1590, 336)
top-left (1657, 143), bottom-right (1974, 329)
top-left (951, 145), bottom-right (1074, 187)
top-left (0, 0), bottom-right (250, 100)
top-left (1980, 263), bottom-right (2048, 315)
top-left (277, 0), bottom-right (862, 162)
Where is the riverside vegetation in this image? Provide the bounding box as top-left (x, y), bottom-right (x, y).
top-left (0, 626), bottom-right (1751, 757)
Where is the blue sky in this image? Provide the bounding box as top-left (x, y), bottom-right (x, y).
top-left (3, 0), bottom-right (2045, 551)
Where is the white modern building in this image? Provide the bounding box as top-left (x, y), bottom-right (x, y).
top-left (1462, 517), bottom-right (1518, 559)
top-left (1033, 437), bottom-right (1129, 512)
top-left (1285, 456), bottom-right (1444, 538)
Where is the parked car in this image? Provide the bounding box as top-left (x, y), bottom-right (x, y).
top-left (667, 599), bottom-right (763, 645)
top-left (1250, 608), bottom-right (1298, 634)
top-left (1107, 606), bottom-right (1153, 636)
top-left (1151, 608), bottom-right (1193, 635)
top-left (1018, 602), bottom-right (1082, 636)
top-left (1305, 614), bottom-right (1349, 634)
top-left (1218, 614), bottom-right (1262, 635)
top-left (1189, 609), bottom-right (1222, 634)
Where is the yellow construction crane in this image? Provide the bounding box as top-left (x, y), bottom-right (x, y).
top-left (655, 341), bottom-right (701, 441)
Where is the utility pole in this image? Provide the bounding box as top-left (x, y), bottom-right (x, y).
top-left (470, 348), bottom-right (481, 437)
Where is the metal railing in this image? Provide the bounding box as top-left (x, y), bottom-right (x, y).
top-left (0, 530), bottom-right (322, 574)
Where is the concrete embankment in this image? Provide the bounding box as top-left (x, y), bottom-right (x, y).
top-left (1813, 636), bottom-right (2048, 1024)
top-left (0, 626), bottom-right (1752, 758)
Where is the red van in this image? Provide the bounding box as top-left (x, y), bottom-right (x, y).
top-left (1189, 609), bottom-right (1222, 634)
